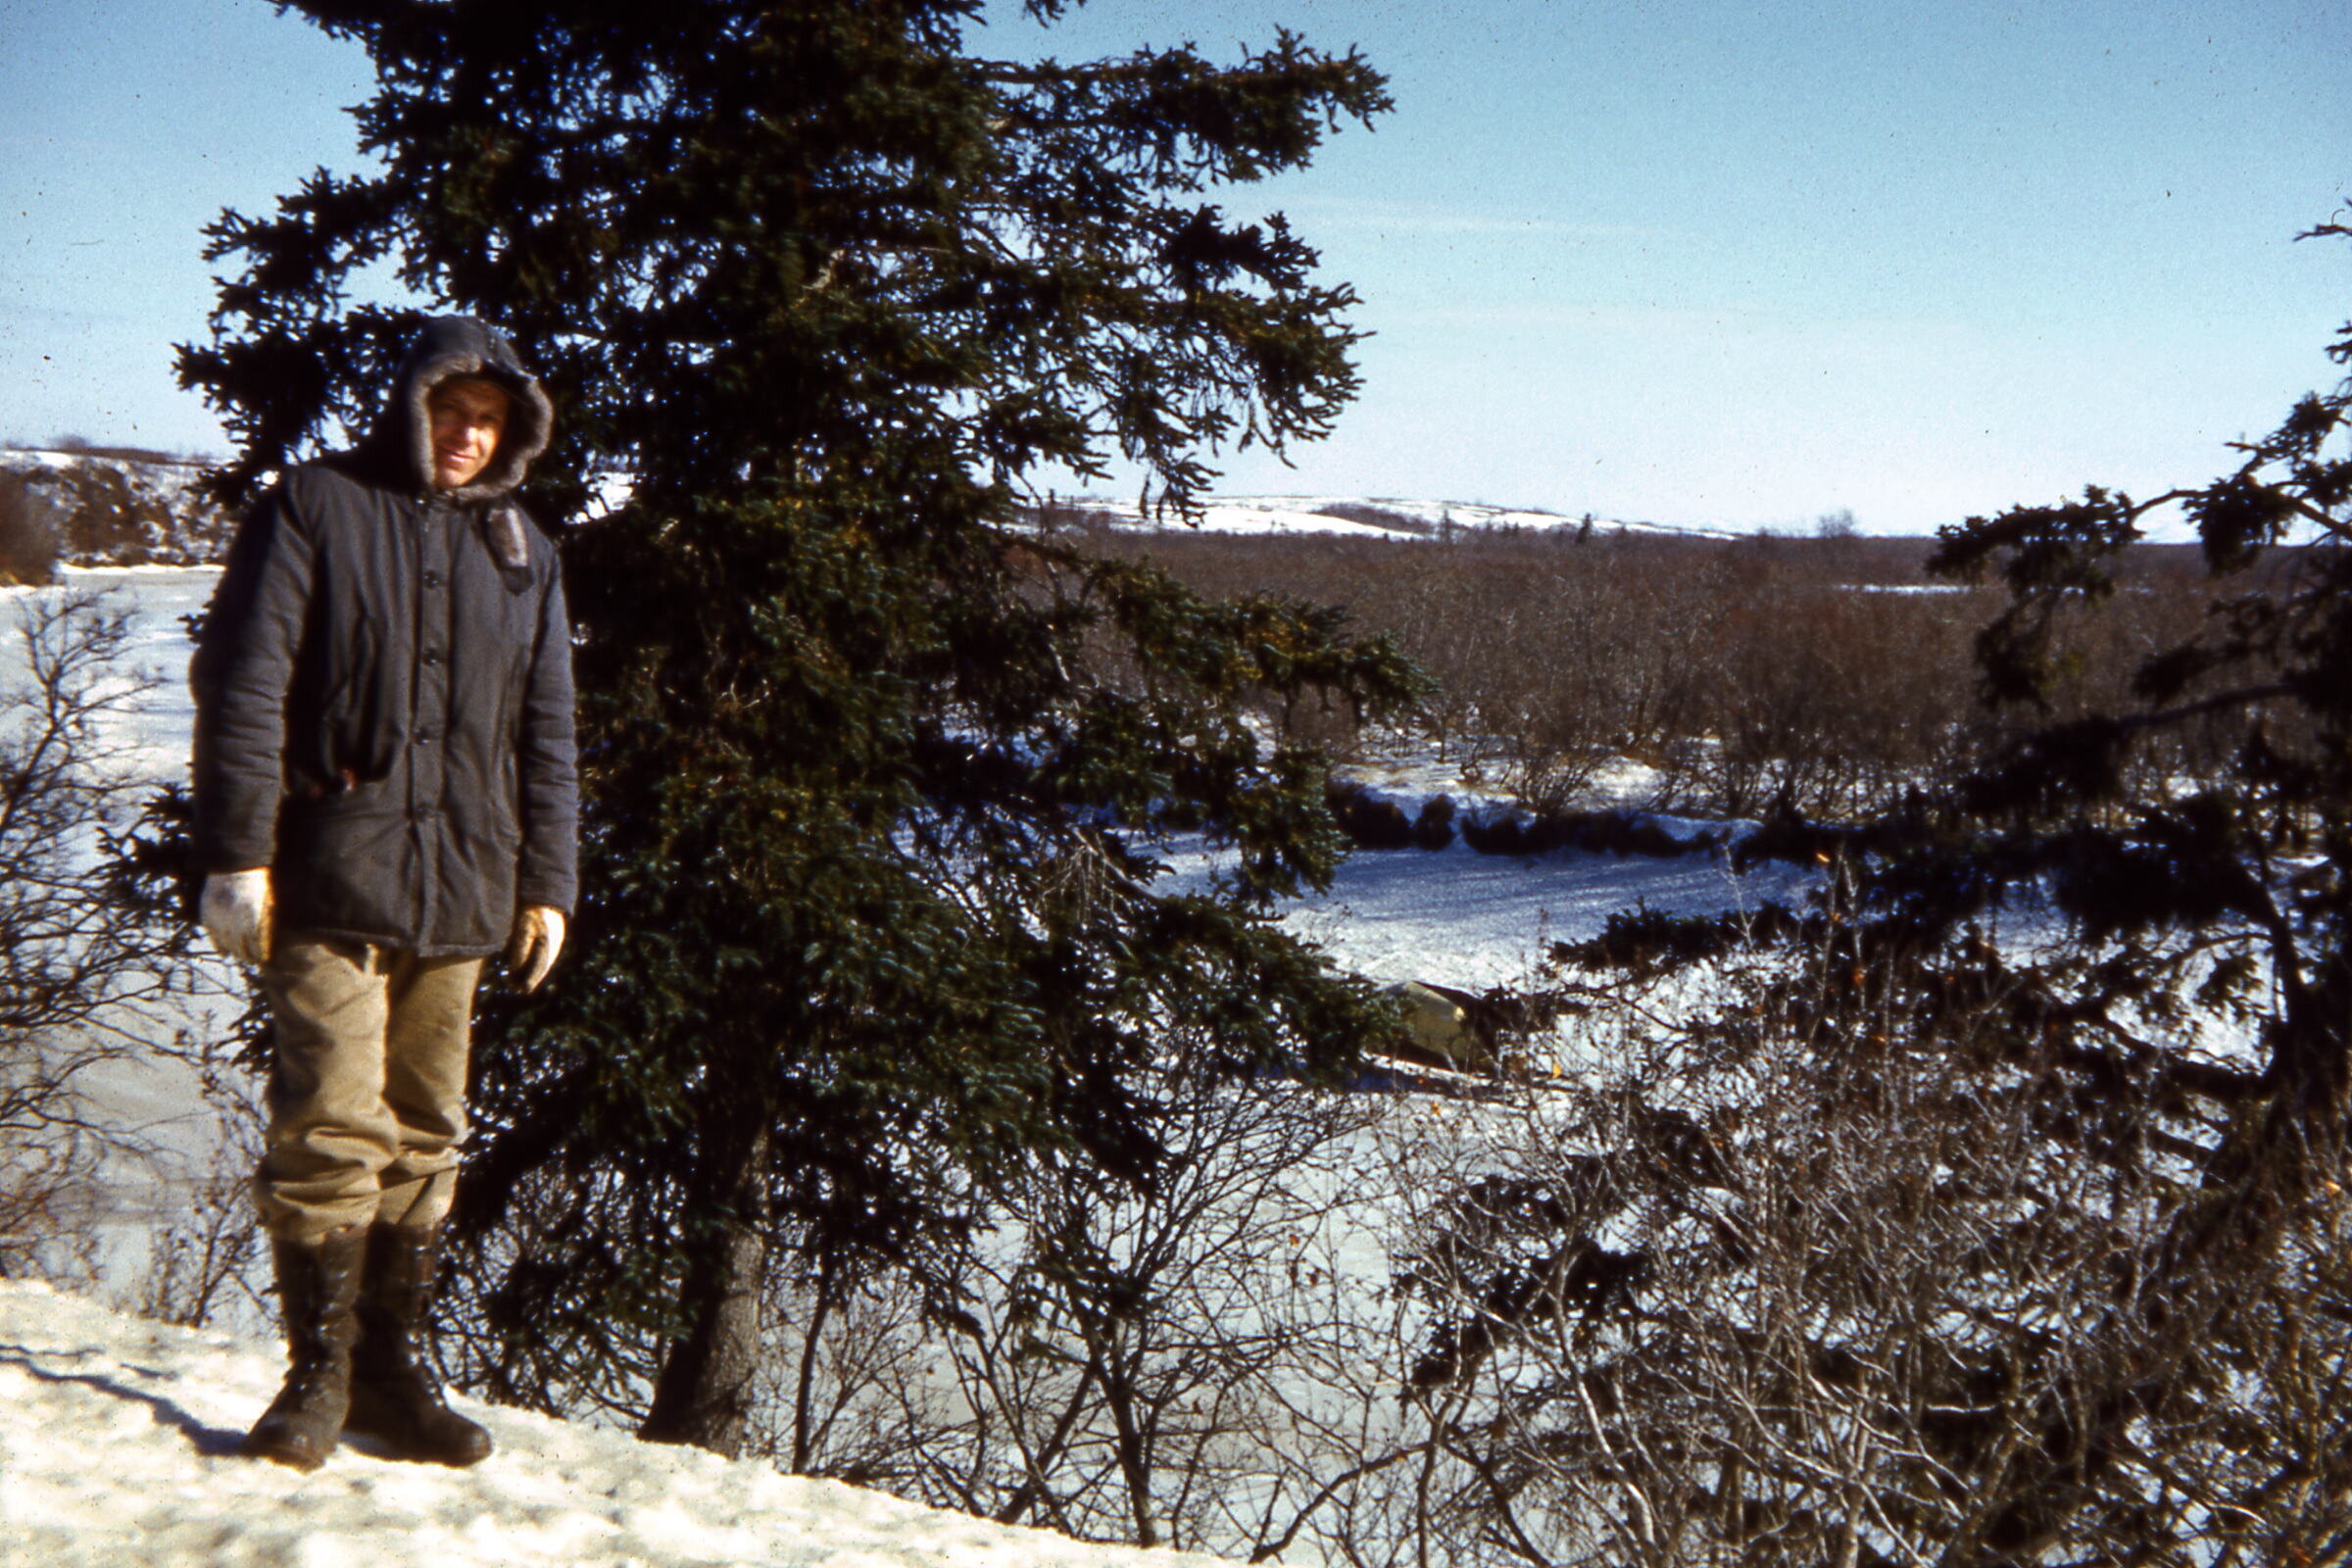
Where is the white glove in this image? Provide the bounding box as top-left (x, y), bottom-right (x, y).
top-left (200, 868), bottom-right (274, 966)
top-left (507, 905), bottom-right (566, 994)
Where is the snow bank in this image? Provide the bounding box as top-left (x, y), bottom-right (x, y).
top-left (0, 1279), bottom-right (1228, 1568)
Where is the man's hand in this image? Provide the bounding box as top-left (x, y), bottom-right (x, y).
top-left (200, 868), bottom-right (274, 965)
top-left (507, 905), bottom-right (566, 993)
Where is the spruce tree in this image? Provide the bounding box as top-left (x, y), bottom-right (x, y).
top-left (181, 0), bottom-right (1413, 1455)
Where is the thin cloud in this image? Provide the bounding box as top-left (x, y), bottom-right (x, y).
top-left (1278, 199), bottom-right (1660, 241)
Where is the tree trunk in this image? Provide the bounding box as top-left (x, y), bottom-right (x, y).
top-left (789, 1259), bottom-right (836, 1474)
top-left (639, 1121), bottom-right (771, 1456)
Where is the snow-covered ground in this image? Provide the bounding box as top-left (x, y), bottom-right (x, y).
top-left (0, 1278), bottom-right (1226, 1568)
top-left (1241, 828), bottom-right (1810, 1001)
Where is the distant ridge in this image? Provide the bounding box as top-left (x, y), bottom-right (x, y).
top-left (1019, 493), bottom-right (1748, 541)
top-left (1, 446), bottom-right (232, 567)
top-left (3, 446), bottom-right (1756, 573)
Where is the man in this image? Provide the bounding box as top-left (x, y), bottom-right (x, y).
top-left (191, 317), bottom-right (578, 1471)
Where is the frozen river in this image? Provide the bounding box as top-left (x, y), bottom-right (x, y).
top-left (2, 567), bottom-right (248, 1312)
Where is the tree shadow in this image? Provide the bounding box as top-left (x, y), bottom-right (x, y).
top-left (0, 1343), bottom-right (247, 1457)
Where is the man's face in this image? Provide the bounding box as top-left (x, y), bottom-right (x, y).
top-left (426, 378), bottom-right (512, 490)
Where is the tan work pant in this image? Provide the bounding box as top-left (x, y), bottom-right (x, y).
top-left (255, 934), bottom-right (485, 1243)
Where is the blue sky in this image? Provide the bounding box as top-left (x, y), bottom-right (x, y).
top-left (2, 0), bottom-right (2345, 532)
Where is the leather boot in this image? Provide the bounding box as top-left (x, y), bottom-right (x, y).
top-left (344, 1222), bottom-right (492, 1467)
top-left (241, 1224), bottom-right (368, 1470)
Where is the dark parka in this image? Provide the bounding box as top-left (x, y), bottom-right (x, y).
top-left (192, 318), bottom-right (578, 957)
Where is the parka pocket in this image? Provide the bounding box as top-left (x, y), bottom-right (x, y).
top-left (274, 797), bottom-right (411, 938)
top-left (289, 612), bottom-right (393, 788)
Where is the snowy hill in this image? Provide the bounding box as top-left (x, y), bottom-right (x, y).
top-left (0, 447), bottom-right (232, 566)
top-left (0, 1278), bottom-right (1228, 1568)
top-left (1024, 492), bottom-right (1744, 542)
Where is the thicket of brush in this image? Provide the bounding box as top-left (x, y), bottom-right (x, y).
top-left (1071, 520), bottom-right (2236, 825)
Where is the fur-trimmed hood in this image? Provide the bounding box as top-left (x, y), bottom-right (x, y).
top-left (365, 316), bottom-right (555, 504)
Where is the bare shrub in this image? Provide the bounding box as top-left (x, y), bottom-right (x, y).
top-left (1097, 525), bottom-right (2235, 832)
top-left (1381, 884), bottom-right (2352, 1564)
top-left (742, 1043), bottom-right (1389, 1559)
top-left (127, 1116), bottom-right (268, 1330)
top-left (0, 590), bottom-right (220, 1279)
top-left (1102, 528), bottom-right (2033, 822)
